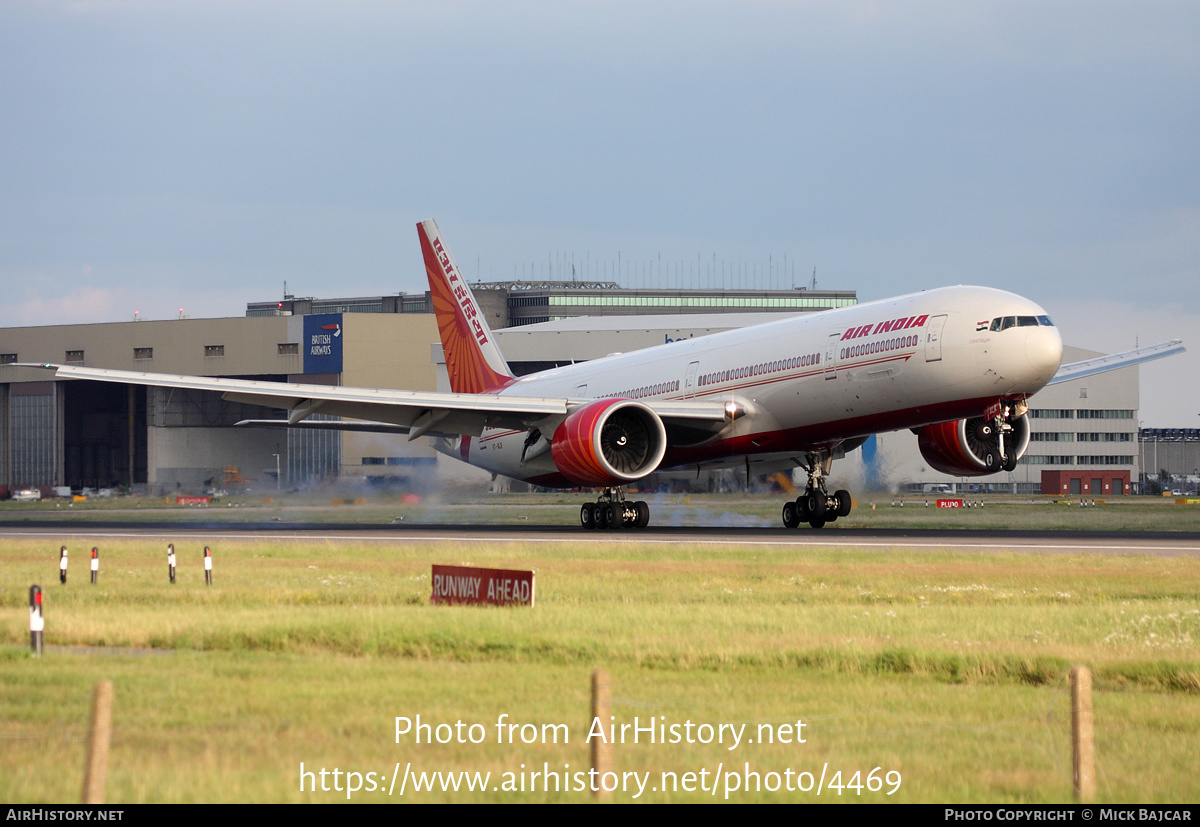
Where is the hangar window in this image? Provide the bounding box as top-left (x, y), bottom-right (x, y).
top-left (1019, 455), bottom-right (1075, 465)
top-left (134, 347), bottom-right (153, 360)
top-left (1078, 409), bottom-right (1134, 420)
top-left (278, 343), bottom-right (299, 356)
top-left (0, 353), bottom-right (16, 364)
top-left (65, 350), bottom-right (84, 362)
top-left (1030, 432), bottom-right (1074, 442)
top-left (1030, 409), bottom-right (1074, 419)
top-left (204, 345), bottom-right (225, 358)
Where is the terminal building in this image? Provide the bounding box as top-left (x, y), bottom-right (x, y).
top-left (0, 313), bottom-right (439, 495)
top-left (1138, 428), bottom-right (1200, 493)
top-left (0, 280), bottom-right (1158, 498)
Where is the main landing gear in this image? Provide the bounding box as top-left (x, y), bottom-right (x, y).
top-left (580, 487), bottom-right (651, 530)
top-left (781, 451), bottom-right (852, 529)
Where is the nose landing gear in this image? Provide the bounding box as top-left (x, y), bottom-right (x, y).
top-left (580, 487), bottom-right (651, 530)
top-left (781, 451), bottom-right (853, 529)
top-left (975, 404), bottom-right (1023, 474)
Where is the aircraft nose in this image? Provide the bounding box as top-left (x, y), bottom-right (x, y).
top-left (1024, 326), bottom-right (1063, 384)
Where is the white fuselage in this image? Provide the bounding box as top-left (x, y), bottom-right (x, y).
top-left (443, 286), bottom-right (1063, 485)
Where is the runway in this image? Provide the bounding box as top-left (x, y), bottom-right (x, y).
top-left (2, 520), bottom-right (1200, 556)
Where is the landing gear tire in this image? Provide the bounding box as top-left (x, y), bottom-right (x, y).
top-left (805, 492), bottom-right (827, 520)
top-left (796, 496), bottom-right (810, 523)
top-left (602, 503), bottom-right (619, 530)
top-left (581, 503), bottom-right (595, 530)
top-left (834, 489), bottom-right (853, 518)
top-left (634, 501), bottom-right (650, 529)
top-left (1002, 453), bottom-right (1018, 473)
top-left (810, 517), bottom-right (826, 529)
top-left (782, 501), bottom-right (800, 528)
top-left (984, 451), bottom-right (1000, 473)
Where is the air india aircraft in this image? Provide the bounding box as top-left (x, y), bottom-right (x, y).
top-left (29, 220), bottom-right (1185, 529)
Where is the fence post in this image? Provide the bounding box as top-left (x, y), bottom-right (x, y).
top-left (591, 669), bottom-right (612, 801)
top-left (1071, 665), bottom-right (1095, 801)
top-left (81, 680), bottom-right (115, 804)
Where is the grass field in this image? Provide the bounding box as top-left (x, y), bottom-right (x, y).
top-left (2, 515), bottom-right (1198, 805)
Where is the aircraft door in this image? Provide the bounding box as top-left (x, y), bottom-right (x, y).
top-left (824, 333), bottom-right (840, 379)
top-left (924, 315), bottom-right (948, 362)
top-left (684, 361), bottom-right (700, 397)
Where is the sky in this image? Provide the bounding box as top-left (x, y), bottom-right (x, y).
top-left (1, 0), bottom-right (1197, 425)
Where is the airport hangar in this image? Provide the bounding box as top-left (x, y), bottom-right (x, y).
top-left (0, 282), bottom-right (1142, 497)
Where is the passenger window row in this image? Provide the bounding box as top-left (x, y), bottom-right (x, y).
top-left (698, 352), bottom-right (822, 389)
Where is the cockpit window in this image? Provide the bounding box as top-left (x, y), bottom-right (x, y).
top-left (989, 314), bottom-right (1055, 331)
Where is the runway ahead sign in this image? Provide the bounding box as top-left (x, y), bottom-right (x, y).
top-left (431, 565), bottom-right (535, 607)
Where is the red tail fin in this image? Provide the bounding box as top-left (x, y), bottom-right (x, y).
top-left (418, 219), bottom-right (515, 394)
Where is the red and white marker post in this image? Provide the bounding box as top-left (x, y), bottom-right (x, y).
top-left (167, 543), bottom-right (177, 584)
top-left (29, 585), bottom-right (44, 657)
top-left (204, 546), bottom-right (213, 586)
top-left (59, 546), bottom-right (68, 584)
top-left (90, 547), bottom-right (99, 585)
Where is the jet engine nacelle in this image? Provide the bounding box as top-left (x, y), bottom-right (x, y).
top-left (551, 399), bottom-right (668, 487)
top-left (917, 413), bottom-right (1031, 476)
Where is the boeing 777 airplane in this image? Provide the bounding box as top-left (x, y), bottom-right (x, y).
top-left (27, 220), bottom-right (1185, 529)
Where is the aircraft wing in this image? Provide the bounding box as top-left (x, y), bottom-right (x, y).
top-left (1046, 339), bottom-right (1185, 386)
top-left (21, 363), bottom-right (729, 438)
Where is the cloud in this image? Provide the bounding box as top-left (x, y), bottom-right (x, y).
top-left (1, 286), bottom-right (127, 327)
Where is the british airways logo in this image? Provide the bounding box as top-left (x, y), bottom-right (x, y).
top-left (303, 313), bottom-right (343, 371)
top-left (433, 237), bottom-right (490, 347)
top-left (840, 314), bottom-right (928, 341)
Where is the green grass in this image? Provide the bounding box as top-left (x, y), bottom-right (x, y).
top-left (1, 535), bottom-right (1198, 803)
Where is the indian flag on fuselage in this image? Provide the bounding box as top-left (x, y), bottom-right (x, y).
top-left (418, 219), bottom-right (516, 395)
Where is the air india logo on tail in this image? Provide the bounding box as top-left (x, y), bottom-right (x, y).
top-left (433, 238), bottom-right (489, 347)
top-left (419, 220), bottom-right (515, 395)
